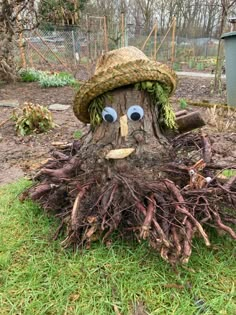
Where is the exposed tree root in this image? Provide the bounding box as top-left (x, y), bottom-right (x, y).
top-left (21, 133), bottom-right (236, 264)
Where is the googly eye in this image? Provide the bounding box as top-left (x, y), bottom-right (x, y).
top-left (189, 169), bottom-right (195, 176)
top-left (102, 107), bottom-right (117, 123)
top-left (127, 105), bottom-right (144, 121)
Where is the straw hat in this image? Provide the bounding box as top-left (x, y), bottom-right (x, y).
top-left (73, 46), bottom-right (177, 123)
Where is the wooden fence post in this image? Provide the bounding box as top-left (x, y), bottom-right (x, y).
top-left (171, 17), bottom-right (176, 64)
top-left (27, 40), bottom-right (53, 66)
top-left (141, 23), bottom-right (156, 52)
top-left (35, 30), bottom-right (68, 69)
top-left (154, 23), bottom-right (158, 60)
top-left (121, 12), bottom-right (125, 47)
top-left (155, 18), bottom-right (176, 60)
top-left (104, 16), bottom-right (108, 52)
top-left (19, 31), bottom-right (26, 68)
top-left (87, 15), bottom-right (92, 61)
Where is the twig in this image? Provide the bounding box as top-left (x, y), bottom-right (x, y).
top-left (113, 305), bottom-right (122, 315)
top-left (71, 185), bottom-right (89, 229)
top-left (136, 201), bottom-right (170, 248)
top-left (224, 175), bottom-right (236, 191)
top-left (0, 118), bottom-right (11, 128)
top-left (210, 208), bottom-right (236, 239)
top-left (201, 131), bottom-right (212, 163)
top-left (181, 219), bottom-right (193, 264)
top-left (53, 219), bottom-right (65, 240)
top-left (101, 184), bottom-right (117, 215)
top-left (140, 194), bottom-right (155, 239)
top-left (217, 182), bottom-right (236, 195)
top-left (164, 180), bottom-right (211, 246)
top-left (171, 226), bottom-right (182, 257)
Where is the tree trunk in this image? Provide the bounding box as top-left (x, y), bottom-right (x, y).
top-left (91, 87), bottom-right (168, 157)
top-left (72, 87), bottom-right (170, 178)
top-left (0, 1), bottom-right (17, 82)
top-left (214, 7), bottom-right (227, 92)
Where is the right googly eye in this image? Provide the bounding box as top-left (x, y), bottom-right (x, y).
top-left (189, 169), bottom-right (195, 176)
top-left (127, 105), bottom-right (144, 121)
top-left (102, 107), bottom-right (117, 123)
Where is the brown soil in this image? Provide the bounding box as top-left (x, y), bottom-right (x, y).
top-left (0, 76), bottom-right (235, 185)
top-left (174, 75), bottom-right (227, 103)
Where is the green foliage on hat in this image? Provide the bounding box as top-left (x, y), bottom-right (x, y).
top-left (135, 81), bottom-right (176, 129)
top-left (88, 93), bottom-right (113, 128)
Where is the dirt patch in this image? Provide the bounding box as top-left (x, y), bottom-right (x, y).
top-left (0, 76), bottom-right (234, 185)
top-left (0, 82), bottom-right (75, 105)
top-left (173, 75), bottom-right (227, 104)
top-left (0, 82), bottom-right (87, 185)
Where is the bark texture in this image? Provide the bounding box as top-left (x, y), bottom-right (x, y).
top-left (0, 0), bottom-right (37, 82)
top-left (0, 0), bottom-right (16, 81)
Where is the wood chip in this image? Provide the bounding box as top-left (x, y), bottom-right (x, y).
top-left (105, 148), bottom-right (135, 159)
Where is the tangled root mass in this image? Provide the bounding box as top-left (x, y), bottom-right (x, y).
top-left (21, 133), bottom-right (236, 264)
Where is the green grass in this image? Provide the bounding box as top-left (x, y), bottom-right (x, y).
top-left (0, 179), bottom-right (235, 315)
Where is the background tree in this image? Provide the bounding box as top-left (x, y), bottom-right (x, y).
top-left (38, 0), bottom-right (88, 27)
top-left (0, 0), bottom-right (37, 82)
top-left (81, 0), bottom-right (235, 38)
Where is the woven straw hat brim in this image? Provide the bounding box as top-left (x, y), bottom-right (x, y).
top-left (73, 59), bottom-right (177, 123)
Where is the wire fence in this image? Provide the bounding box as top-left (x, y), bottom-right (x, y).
top-left (16, 23), bottom-right (221, 77)
top-left (17, 27), bottom-right (83, 72)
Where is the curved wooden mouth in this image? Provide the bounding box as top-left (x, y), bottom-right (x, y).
top-left (105, 148), bottom-right (135, 159)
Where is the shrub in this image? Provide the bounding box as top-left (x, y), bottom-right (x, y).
top-left (19, 68), bottom-right (43, 82)
top-left (39, 72), bottom-right (76, 88)
top-left (12, 102), bottom-right (55, 136)
top-left (173, 63), bottom-right (181, 71)
top-left (196, 62), bottom-right (204, 71)
top-left (19, 68), bottom-right (77, 88)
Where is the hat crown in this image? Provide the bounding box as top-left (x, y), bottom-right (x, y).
top-left (95, 46), bottom-right (149, 75)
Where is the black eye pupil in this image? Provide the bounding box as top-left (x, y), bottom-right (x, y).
top-left (130, 112), bottom-right (141, 121)
top-left (104, 114), bottom-right (114, 123)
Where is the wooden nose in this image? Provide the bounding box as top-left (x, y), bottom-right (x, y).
top-left (120, 115), bottom-right (128, 137)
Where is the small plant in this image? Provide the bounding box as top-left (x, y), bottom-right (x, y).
top-left (12, 102), bottom-right (55, 136)
top-left (222, 169), bottom-right (236, 178)
top-left (73, 130), bottom-right (83, 139)
top-left (19, 68), bottom-right (43, 82)
top-left (39, 72), bottom-right (76, 88)
top-left (173, 62), bottom-right (181, 71)
top-left (196, 62), bottom-right (204, 71)
top-left (179, 98), bottom-right (188, 109)
top-left (188, 59), bottom-right (195, 69)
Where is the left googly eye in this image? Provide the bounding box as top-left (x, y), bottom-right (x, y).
top-left (127, 105), bottom-right (144, 121)
top-left (102, 107), bottom-right (117, 123)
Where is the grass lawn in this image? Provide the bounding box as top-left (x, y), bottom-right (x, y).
top-left (0, 179), bottom-right (235, 315)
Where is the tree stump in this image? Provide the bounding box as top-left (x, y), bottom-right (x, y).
top-left (22, 47), bottom-right (236, 264)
